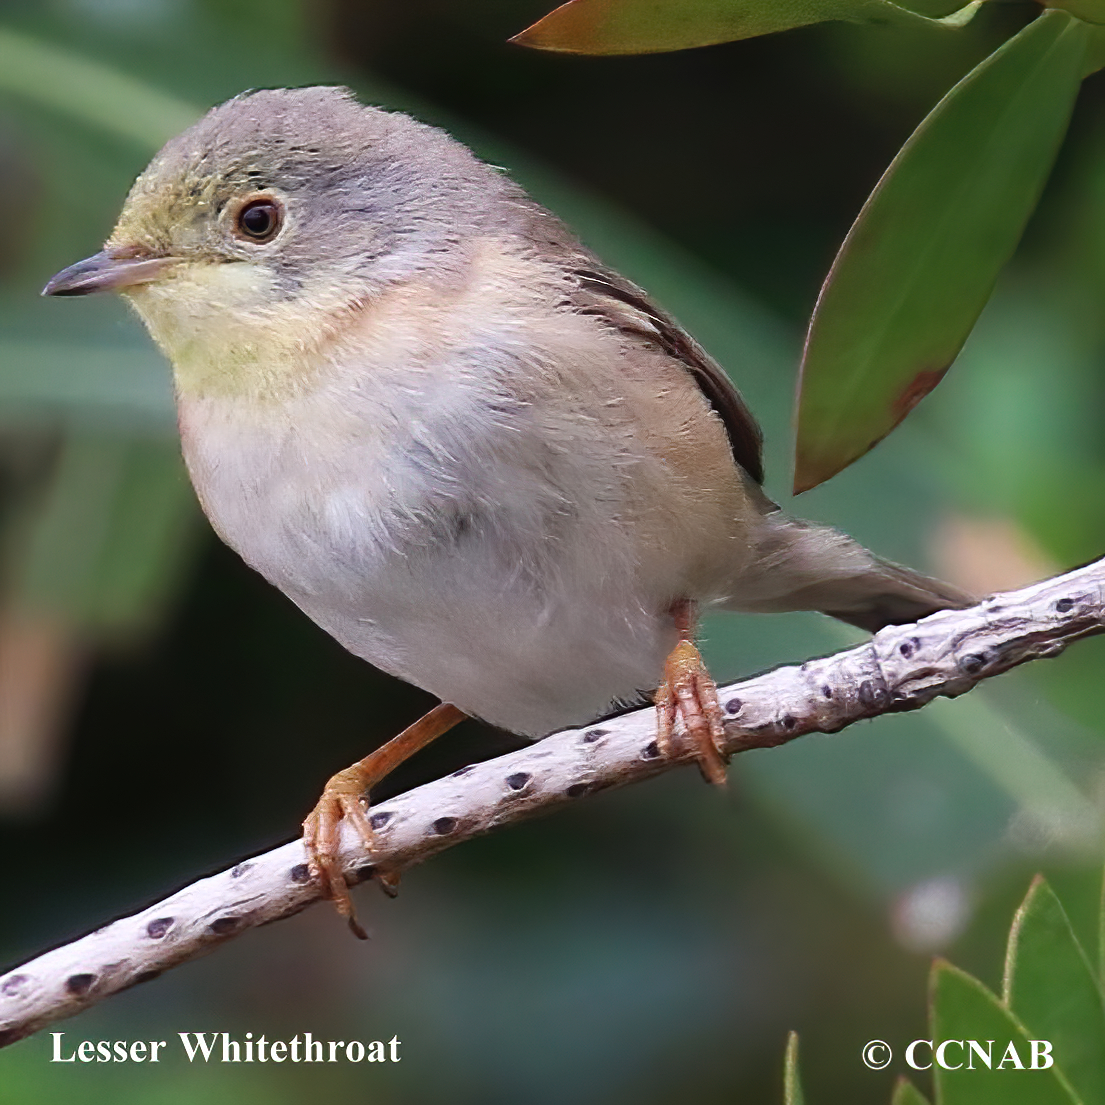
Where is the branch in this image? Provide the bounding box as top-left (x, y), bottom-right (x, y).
top-left (2, 558), bottom-right (1102, 1047)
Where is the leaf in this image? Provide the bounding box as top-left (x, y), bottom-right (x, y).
top-left (1003, 876), bottom-right (1105, 1105)
top-left (1100, 864), bottom-right (1105, 988)
top-left (890, 1077), bottom-right (931, 1105)
top-left (1046, 0), bottom-right (1105, 25)
top-left (784, 1030), bottom-right (805, 1105)
top-left (10, 433), bottom-right (198, 636)
top-left (926, 695), bottom-right (1096, 832)
top-left (510, 0), bottom-right (982, 56)
top-left (0, 26), bottom-right (199, 149)
top-left (930, 960), bottom-right (1080, 1104)
top-left (1082, 22), bottom-right (1105, 73)
top-left (794, 10), bottom-right (1089, 493)
top-left (0, 340), bottom-right (176, 425)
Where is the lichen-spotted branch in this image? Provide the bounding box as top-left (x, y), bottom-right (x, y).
top-left (1, 558), bottom-right (1102, 1047)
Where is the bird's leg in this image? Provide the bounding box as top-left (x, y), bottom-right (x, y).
top-left (654, 600), bottom-right (729, 787)
top-left (302, 702), bottom-right (466, 938)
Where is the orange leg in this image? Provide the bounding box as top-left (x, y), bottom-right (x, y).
top-left (654, 600), bottom-right (728, 787)
top-left (302, 702), bottom-right (466, 938)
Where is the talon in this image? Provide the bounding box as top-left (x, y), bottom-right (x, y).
top-left (302, 772), bottom-right (373, 934)
top-left (654, 678), bottom-right (677, 759)
top-left (300, 703), bottom-right (466, 937)
top-left (374, 869), bottom-right (402, 898)
top-left (653, 605), bottom-right (729, 787)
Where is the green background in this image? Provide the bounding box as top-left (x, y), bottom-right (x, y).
top-left (1, 0), bottom-right (1104, 1101)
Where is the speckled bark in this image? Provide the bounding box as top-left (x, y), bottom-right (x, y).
top-left (1, 558), bottom-right (1102, 1047)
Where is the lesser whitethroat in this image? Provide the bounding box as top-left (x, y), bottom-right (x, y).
top-left (45, 87), bottom-right (969, 933)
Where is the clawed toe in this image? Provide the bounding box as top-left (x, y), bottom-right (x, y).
top-left (302, 783), bottom-right (373, 939)
top-left (655, 638), bottom-right (729, 787)
top-left (300, 703), bottom-right (467, 939)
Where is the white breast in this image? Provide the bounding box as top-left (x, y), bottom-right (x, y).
top-left (175, 310), bottom-right (682, 737)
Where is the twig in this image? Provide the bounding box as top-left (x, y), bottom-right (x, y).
top-left (1, 558), bottom-right (1102, 1047)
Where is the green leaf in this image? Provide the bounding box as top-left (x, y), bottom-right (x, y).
top-left (1099, 864), bottom-right (1105, 987)
top-left (9, 434), bottom-right (198, 637)
top-left (930, 960), bottom-right (1080, 1105)
top-left (794, 10), bottom-right (1089, 492)
top-left (1046, 0), bottom-right (1105, 26)
top-left (784, 1031), bottom-right (805, 1105)
top-left (1082, 23), bottom-right (1105, 73)
top-left (510, 0), bottom-right (982, 56)
top-left (1003, 876), bottom-right (1105, 1105)
top-left (891, 1077), bottom-right (931, 1105)
top-left (0, 26), bottom-right (199, 149)
top-left (0, 340), bottom-right (176, 426)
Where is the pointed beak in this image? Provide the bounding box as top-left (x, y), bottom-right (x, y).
top-left (42, 250), bottom-right (180, 297)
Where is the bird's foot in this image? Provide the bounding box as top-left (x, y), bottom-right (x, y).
top-left (301, 703), bottom-right (466, 939)
top-left (654, 639), bottom-right (729, 786)
top-left (302, 764), bottom-right (377, 940)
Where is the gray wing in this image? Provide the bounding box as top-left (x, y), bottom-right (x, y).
top-left (510, 194), bottom-right (765, 484)
top-left (566, 265), bottom-right (766, 486)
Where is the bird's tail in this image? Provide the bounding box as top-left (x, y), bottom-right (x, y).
top-left (725, 512), bottom-right (973, 632)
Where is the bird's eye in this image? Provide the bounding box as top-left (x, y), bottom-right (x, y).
top-left (234, 198), bottom-right (282, 243)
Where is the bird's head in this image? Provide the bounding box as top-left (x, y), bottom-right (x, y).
top-left (44, 86), bottom-right (506, 398)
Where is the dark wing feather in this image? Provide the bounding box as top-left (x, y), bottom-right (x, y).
top-left (569, 267), bottom-right (765, 485)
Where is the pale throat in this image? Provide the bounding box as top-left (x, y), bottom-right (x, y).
top-left (124, 258), bottom-right (361, 402)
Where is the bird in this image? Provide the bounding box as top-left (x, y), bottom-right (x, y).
top-left (43, 86), bottom-right (970, 934)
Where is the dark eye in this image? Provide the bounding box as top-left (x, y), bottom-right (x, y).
top-left (235, 198), bottom-right (282, 242)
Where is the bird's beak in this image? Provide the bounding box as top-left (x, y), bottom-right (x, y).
top-left (42, 250), bottom-right (179, 297)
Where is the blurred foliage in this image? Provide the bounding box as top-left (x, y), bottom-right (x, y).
top-left (0, 20), bottom-right (207, 810)
top-left (511, 0), bottom-right (984, 55)
top-left (798, 8), bottom-right (1091, 491)
top-left (515, 0), bottom-right (1105, 491)
top-left (789, 873), bottom-right (1105, 1102)
top-left (784, 1030), bottom-right (806, 1104)
top-left (0, 0), bottom-right (1102, 1103)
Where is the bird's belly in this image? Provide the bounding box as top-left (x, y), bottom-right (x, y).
top-left (179, 400), bottom-right (678, 737)
top-left (248, 516), bottom-right (672, 737)
top-left (295, 548), bottom-right (674, 737)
